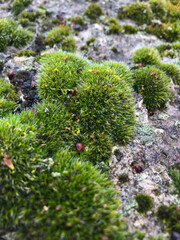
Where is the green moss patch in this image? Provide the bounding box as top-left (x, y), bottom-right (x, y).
top-left (135, 193), bottom-right (153, 214)
top-left (157, 205), bottom-right (180, 233)
top-left (84, 3), bottom-right (103, 22)
top-left (133, 66), bottom-right (171, 114)
top-left (0, 18), bottom-right (33, 51)
top-left (45, 25), bottom-right (72, 47)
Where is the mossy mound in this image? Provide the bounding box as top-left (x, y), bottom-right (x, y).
top-left (157, 205), bottom-right (180, 233)
top-left (13, 151), bottom-right (130, 240)
top-left (158, 63), bottom-right (180, 85)
top-left (132, 47), bottom-right (161, 66)
top-left (133, 66), bottom-right (171, 114)
top-left (61, 36), bottom-right (76, 52)
top-left (38, 52), bottom-right (136, 162)
top-left (123, 24), bottom-right (138, 34)
top-left (102, 17), bottom-right (122, 34)
top-left (84, 3), bottom-right (103, 22)
top-left (0, 18), bottom-right (33, 51)
top-left (45, 25), bottom-right (72, 47)
top-left (102, 61), bottom-right (134, 87)
top-left (135, 193), bottom-right (153, 214)
top-left (149, 0), bottom-right (167, 19)
top-left (38, 51), bottom-right (89, 101)
top-left (118, 2), bottom-right (154, 25)
top-left (11, 0), bottom-right (32, 15)
top-left (0, 78), bottom-right (18, 117)
top-left (145, 22), bottom-right (180, 42)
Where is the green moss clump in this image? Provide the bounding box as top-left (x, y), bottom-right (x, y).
top-left (119, 174), bottom-right (129, 184)
top-left (0, 18), bottom-right (33, 51)
top-left (158, 62), bottom-right (180, 85)
top-left (80, 45), bottom-right (88, 51)
top-left (135, 193), bottom-right (153, 213)
top-left (11, 0), bottom-right (32, 15)
top-left (132, 47), bottom-right (161, 66)
top-left (145, 22), bottom-right (180, 42)
top-left (86, 37), bottom-right (96, 46)
top-left (38, 51), bottom-right (89, 101)
top-left (45, 25), bottom-right (72, 47)
top-left (123, 24), bottom-right (138, 34)
top-left (71, 16), bottom-right (85, 25)
top-left (156, 43), bottom-right (172, 57)
top-left (102, 61), bottom-right (134, 87)
top-left (133, 66), bottom-right (171, 114)
top-left (15, 49), bottom-right (35, 57)
top-left (61, 36), bottom-right (76, 52)
top-left (0, 78), bottom-right (18, 117)
top-left (102, 17), bottom-right (122, 34)
top-left (169, 169), bottom-right (180, 193)
top-left (84, 3), bottom-right (103, 22)
top-left (75, 64), bottom-right (136, 148)
top-left (157, 205), bottom-right (180, 232)
top-left (149, 0), bottom-right (167, 19)
top-left (38, 52), bottom-right (136, 162)
top-left (124, 2), bottom-right (154, 25)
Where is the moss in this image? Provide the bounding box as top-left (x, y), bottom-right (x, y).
top-left (169, 169), bottom-right (180, 193)
top-left (15, 49), bottom-right (35, 57)
top-left (102, 17), bottom-right (122, 34)
top-left (80, 45), bottom-right (88, 51)
top-left (74, 64), bottom-right (136, 148)
top-left (12, 27), bottom-right (33, 48)
top-left (157, 205), bottom-right (180, 233)
top-left (117, 7), bottom-right (128, 19)
top-left (133, 66), bottom-right (171, 114)
top-left (0, 148), bottom-right (131, 240)
top-left (145, 22), bottom-right (180, 42)
top-left (158, 62), bottom-right (180, 85)
top-left (0, 78), bottom-right (18, 117)
top-left (123, 24), bottom-right (138, 34)
top-left (45, 25), bottom-right (72, 47)
top-left (132, 47), bottom-right (161, 66)
top-left (11, 0), bottom-right (32, 15)
top-left (119, 174), bottom-right (129, 184)
top-left (102, 61), bottom-right (134, 88)
top-left (61, 36), bottom-right (76, 52)
top-left (71, 16), bottom-right (85, 25)
top-left (0, 18), bottom-right (33, 51)
top-left (169, 0), bottom-right (179, 4)
top-left (135, 193), bottom-right (153, 214)
top-left (38, 52), bottom-right (136, 162)
top-left (38, 51), bottom-right (89, 101)
top-left (149, 0), bottom-right (167, 19)
top-left (86, 37), bottom-right (96, 46)
top-left (156, 43), bottom-right (172, 57)
top-left (124, 2), bottom-right (154, 25)
top-left (84, 3), bottom-right (103, 22)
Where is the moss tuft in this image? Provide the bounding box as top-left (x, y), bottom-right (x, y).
top-left (158, 63), bottom-right (180, 85)
top-left (11, 0), bottom-right (32, 15)
top-left (84, 3), bottom-right (103, 22)
top-left (133, 66), bottom-right (171, 114)
top-left (0, 18), bottom-right (33, 51)
top-left (135, 193), bottom-right (153, 213)
top-left (15, 49), bottom-right (35, 57)
top-left (102, 17), bottom-right (122, 34)
top-left (124, 2), bottom-right (154, 25)
top-left (169, 169), bottom-right (180, 193)
top-left (149, 0), bottom-right (167, 19)
top-left (71, 16), bottom-right (85, 25)
top-left (123, 24), bottom-right (138, 34)
top-left (45, 25), bottom-right (72, 47)
top-left (61, 36), bottom-right (76, 52)
top-left (132, 47), bottom-right (161, 66)
top-left (157, 205), bottom-right (180, 233)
